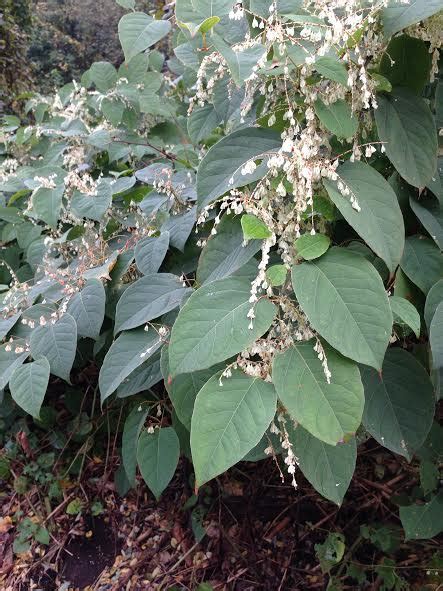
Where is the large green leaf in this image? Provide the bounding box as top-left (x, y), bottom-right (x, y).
top-left (400, 492), bottom-right (443, 541)
top-left (273, 341), bottom-right (364, 445)
top-left (430, 301), bottom-right (443, 369)
top-left (118, 12), bottom-right (171, 62)
top-left (294, 233), bottom-right (330, 261)
top-left (409, 196), bottom-right (443, 250)
top-left (66, 279), bottom-right (105, 340)
top-left (382, 0), bottom-right (443, 36)
top-left (114, 274), bottom-right (191, 334)
top-left (196, 215), bottom-right (260, 285)
top-left (292, 248), bottom-right (392, 370)
top-left (162, 345), bottom-right (224, 430)
top-left (162, 207), bottom-right (196, 252)
top-left (175, 0), bottom-right (233, 36)
top-left (122, 403), bottom-right (150, 486)
top-left (314, 99), bottom-right (357, 138)
top-left (0, 340), bottom-right (28, 390)
top-left (135, 232), bottom-right (170, 275)
top-left (425, 279), bottom-right (443, 330)
top-left (188, 105), bottom-right (221, 144)
top-left (168, 276), bottom-right (277, 376)
top-left (137, 427), bottom-right (180, 499)
top-left (361, 348), bottom-right (435, 460)
top-left (30, 314), bottom-right (77, 382)
top-left (375, 90), bottom-right (437, 188)
top-left (400, 236), bottom-right (443, 295)
top-left (29, 186), bottom-right (64, 229)
top-left (196, 127), bottom-right (281, 209)
top-left (380, 35), bottom-right (431, 94)
top-left (89, 62), bottom-right (118, 92)
top-left (99, 328), bottom-right (163, 404)
top-left (0, 312), bottom-right (20, 341)
top-left (324, 161), bottom-right (404, 273)
top-left (71, 180), bottom-right (112, 222)
top-left (389, 296), bottom-right (421, 339)
top-left (212, 34), bottom-right (267, 87)
top-left (314, 56), bottom-right (348, 86)
top-left (190, 370), bottom-right (277, 487)
top-left (291, 425), bottom-right (357, 505)
top-left (117, 352), bottom-right (162, 398)
top-left (9, 358), bottom-right (50, 419)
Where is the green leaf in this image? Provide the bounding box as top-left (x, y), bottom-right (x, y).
top-left (266, 264), bottom-right (287, 287)
top-left (199, 15), bottom-right (220, 33)
top-left (314, 99), bottom-right (357, 138)
top-left (0, 312), bottom-right (20, 341)
top-left (66, 279), bottom-right (105, 340)
top-left (89, 62), bottom-right (118, 92)
top-left (114, 274), bottom-right (191, 333)
top-left (324, 161), bottom-right (404, 273)
top-left (375, 89), bottom-right (437, 188)
top-left (430, 301), bottom-right (443, 369)
top-left (420, 459), bottom-right (439, 495)
top-left (162, 345), bottom-right (225, 430)
top-left (314, 56), bottom-right (348, 86)
top-left (171, 366), bottom-right (224, 430)
top-left (188, 105), bottom-right (221, 144)
top-left (380, 35), bottom-right (431, 95)
top-left (122, 403), bottom-right (150, 485)
top-left (241, 214), bottom-right (272, 240)
top-left (34, 525), bottom-right (50, 546)
top-left (168, 276), bottom-right (277, 376)
top-left (0, 206), bottom-right (22, 223)
top-left (118, 12), bottom-right (171, 62)
top-left (400, 492), bottom-right (443, 541)
top-left (400, 236), bottom-right (443, 295)
top-left (382, 0), bottom-right (443, 36)
top-left (30, 314), bottom-right (77, 382)
top-left (29, 186), bottom-right (64, 229)
top-left (290, 425), bottom-right (357, 505)
top-left (86, 129), bottom-right (112, 150)
top-left (196, 215), bottom-right (260, 285)
top-left (135, 232), bottom-right (170, 275)
top-left (361, 348), bottom-right (435, 460)
top-left (212, 34), bottom-right (267, 87)
top-left (99, 328), bottom-right (163, 404)
top-left (292, 248), bottom-right (392, 370)
top-left (71, 180), bottom-right (112, 222)
top-left (315, 533), bottom-right (346, 574)
top-left (389, 296), bottom-right (420, 339)
top-left (409, 196), bottom-right (443, 250)
top-left (425, 279), bottom-right (443, 330)
top-left (0, 340), bottom-right (28, 390)
top-left (9, 358), bottom-right (50, 419)
top-left (196, 127), bottom-right (281, 210)
top-left (370, 72), bottom-right (392, 93)
top-left (137, 427), bottom-right (180, 499)
top-left (162, 207), bottom-right (196, 252)
top-left (117, 352), bottom-right (162, 398)
top-left (294, 233), bottom-right (330, 261)
top-left (175, 0), bottom-right (233, 36)
top-left (116, 0), bottom-right (136, 8)
top-left (190, 370), bottom-right (277, 487)
top-left (273, 340), bottom-right (364, 445)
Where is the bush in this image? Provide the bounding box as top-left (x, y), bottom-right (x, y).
top-left (0, 0), bottom-right (442, 544)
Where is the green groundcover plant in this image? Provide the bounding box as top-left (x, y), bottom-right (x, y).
top-left (0, 0), bottom-right (442, 542)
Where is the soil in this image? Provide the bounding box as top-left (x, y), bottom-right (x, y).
top-left (2, 437), bottom-right (442, 591)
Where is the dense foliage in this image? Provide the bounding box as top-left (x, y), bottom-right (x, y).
top-left (0, 0), bottom-right (442, 551)
top-left (0, 0), bottom-right (33, 105)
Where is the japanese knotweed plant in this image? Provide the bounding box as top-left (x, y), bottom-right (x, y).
top-left (0, 0), bottom-right (442, 540)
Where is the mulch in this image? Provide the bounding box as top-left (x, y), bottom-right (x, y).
top-left (0, 438), bottom-right (442, 590)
